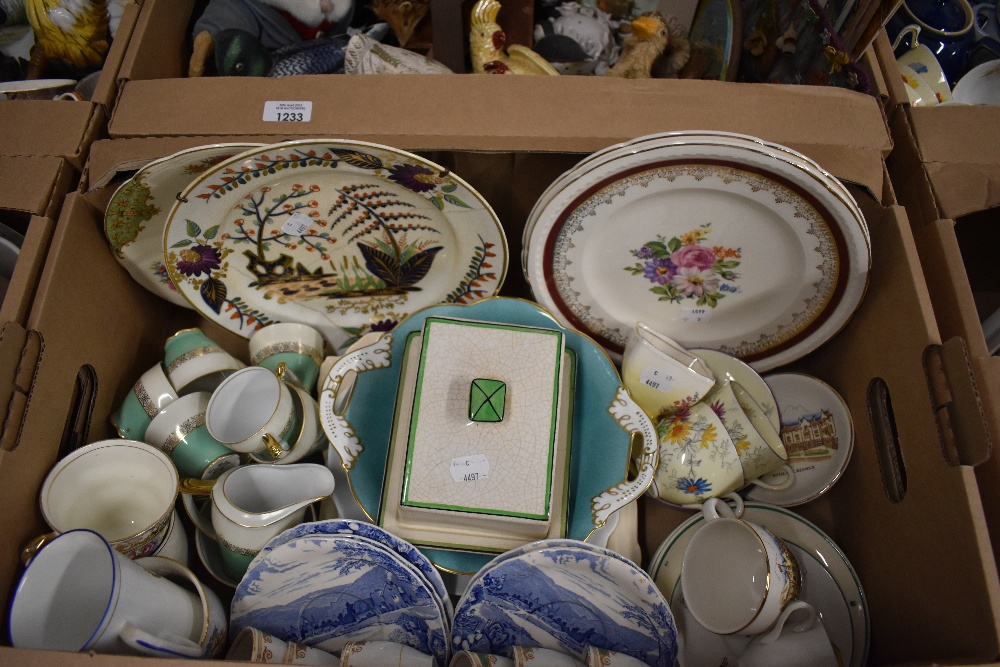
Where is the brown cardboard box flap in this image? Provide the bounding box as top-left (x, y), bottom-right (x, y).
top-left (91, 2), bottom-right (143, 115)
top-left (0, 158), bottom-right (76, 220)
top-left (0, 102), bottom-right (100, 167)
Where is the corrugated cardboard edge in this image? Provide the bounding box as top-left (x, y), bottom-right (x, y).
top-left (0, 157), bottom-right (77, 220)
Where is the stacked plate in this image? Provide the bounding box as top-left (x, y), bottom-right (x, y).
top-left (523, 131), bottom-right (871, 371)
top-left (451, 539), bottom-right (679, 667)
top-left (230, 519), bottom-right (453, 666)
top-left (105, 140), bottom-right (508, 354)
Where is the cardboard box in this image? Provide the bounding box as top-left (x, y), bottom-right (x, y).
top-left (4, 75), bottom-right (1000, 664)
top-left (0, 1), bottom-right (142, 169)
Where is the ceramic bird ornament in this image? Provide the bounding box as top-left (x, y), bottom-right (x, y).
top-left (214, 28), bottom-right (350, 76)
top-left (189, 0), bottom-right (356, 77)
top-left (370, 0), bottom-right (428, 47)
top-left (469, 0), bottom-right (558, 75)
top-left (26, 0), bottom-right (110, 76)
top-left (606, 12), bottom-right (689, 78)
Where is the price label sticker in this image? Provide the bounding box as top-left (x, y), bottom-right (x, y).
top-left (450, 454), bottom-right (489, 483)
top-left (281, 212), bottom-right (313, 236)
top-left (262, 101), bottom-right (312, 123)
top-left (640, 366), bottom-right (676, 394)
top-left (680, 307), bottom-right (713, 324)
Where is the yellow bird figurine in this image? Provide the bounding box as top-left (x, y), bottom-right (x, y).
top-left (26, 0), bottom-right (110, 75)
top-left (607, 12), bottom-right (689, 79)
top-left (469, 0), bottom-right (558, 75)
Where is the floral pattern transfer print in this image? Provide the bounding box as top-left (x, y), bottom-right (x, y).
top-left (657, 397), bottom-right (740, 501)
top-left (166, 145), bottom-right (503, 338)
top-left (625, 224), bottom-right (741, 308)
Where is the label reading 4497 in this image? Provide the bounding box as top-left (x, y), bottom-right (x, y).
top-left (262, 101), bottom-right (313, 123)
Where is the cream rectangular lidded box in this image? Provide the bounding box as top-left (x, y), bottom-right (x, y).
top-left (379, 317), bottom-right (575, 553)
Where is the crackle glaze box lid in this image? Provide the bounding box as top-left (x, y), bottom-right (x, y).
top-left (400, 316), bottom-right (565, 523)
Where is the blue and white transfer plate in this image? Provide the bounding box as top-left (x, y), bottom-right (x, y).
top-left (451, 543), bottom-right (678, 667)
top-left (256, 519), bottom-right (454, 626)
top-left (231, 533), bottom-right (450, 665)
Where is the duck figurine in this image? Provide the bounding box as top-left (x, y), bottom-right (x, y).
top-left (469, 0), bottom-right (558, 75)
top-left (189, 0), bottom-right (355, 77)
top-left (214, 28), bottom-right (350, 76)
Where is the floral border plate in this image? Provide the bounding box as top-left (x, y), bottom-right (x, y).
top-left (451, 544), bottom-right (678, 667)
top-left (164, 139), bottom-right (508, 353)
top-left (231, 533), bottom-right (449, 665)
top-left (646, 502), bottom-right (868, 666)
top-left (318, 297), bottom-right (657, 576)
top-left (524, 140), bottom-right (870, 371)
top-left (746, 373), bottom-right (855, 506)
top-left (105, 143), bottom-right (263, 307)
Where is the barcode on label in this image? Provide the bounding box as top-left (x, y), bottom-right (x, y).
top-left (262, 101), bottom-right (312, 123)
top-left (281, 212), bottom-right (312, 236)
top-left (450, 454), bottom-right (489, 483)
top-left (680, 307), bottom-right (713, 323)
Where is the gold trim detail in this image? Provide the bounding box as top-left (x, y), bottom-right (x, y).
top-left (251, 342), bottom-right (323, 366)
top-left (166, 346), bottom-right (224, 373)
top-left (217, 532), bottom-right (259, 557)
top-left (162, 412), bottom-right (206, 454)
top-left (134, 379), bottom-right (159, 419)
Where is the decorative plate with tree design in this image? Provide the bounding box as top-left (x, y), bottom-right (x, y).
top-left (164, 140), bottom-right (508, 353)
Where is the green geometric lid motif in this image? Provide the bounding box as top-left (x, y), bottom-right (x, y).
top-left (469, 378), bottom-right (506, 422)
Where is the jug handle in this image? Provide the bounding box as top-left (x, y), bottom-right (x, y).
top-left (178, 479), bottom-right (217, 539)
top-left (892, 24), bottom-right (921, 52)
top-left (120, 621), bottom-right (205, 658)
top-left (20, 532), bottom-right (57, 566)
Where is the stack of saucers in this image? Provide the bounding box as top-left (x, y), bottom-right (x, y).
top-left (450, 539), bottom-right (678, 667)
top-left (230, 519), bottom-right (453, 666)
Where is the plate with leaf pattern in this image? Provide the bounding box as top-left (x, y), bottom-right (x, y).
top-left (163, 140), bottom-right (508, 353)
top-left (104, 143), bottom-right (263, 307)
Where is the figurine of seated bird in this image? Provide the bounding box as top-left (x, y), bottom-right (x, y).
top-left (607, 12), bottom-right (689, 78)
top-left (469, 0), bottom-right (558, 75)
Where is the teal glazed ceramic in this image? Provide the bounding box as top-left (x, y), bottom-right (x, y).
top-left (889, 0), bottom-right (975, 80)
top-left (163, 327), bottom-right (244, 393)
top-left (320, 297), bottom-right (656, 576)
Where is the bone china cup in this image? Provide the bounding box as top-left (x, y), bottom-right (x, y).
top-left (226, 626), bottom-right (338, 664)
top-left (9, 530), bottom-right (223, 657)
top-left (680, 497), bottom-right (802, 635)
top-left (39, 439), bottom-right (178, 559)
top-left (738, 600), bottom-right (839, 667)
top-left (250, 322), bottom-right (326, 393)
top-left (621, 322), bottom-right (716, 419)
top-left (164, 327), bottom-right (245, 394)
top-left (651, 400), bottom-right (746, 506)
top-left (709, 381), bottom-right (795, 489)
top-left (111, 362), bottom-right (179, 441)
top-left (341, 640), bottom-right (440, 666)
top-left (145, 392), bottom-right (241, 479)
top-left (206, 364), bottom-right (301, 457)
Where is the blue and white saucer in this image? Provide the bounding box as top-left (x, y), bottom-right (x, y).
top-left (451, 544), bottom-right (677, 667)
top-left (231, 534), bottom-right (449, 665)
top-left (258, 519), bottom-right (454, 625)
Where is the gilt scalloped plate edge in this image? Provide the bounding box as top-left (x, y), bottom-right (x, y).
top-left (163, 139), bottom-right (508, 353)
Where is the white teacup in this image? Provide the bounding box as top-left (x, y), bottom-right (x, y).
top-left (738, 601), bottom-right (840, 667)
top-left (9, 530), bottom-right (224, 657)
top-left (227, 626), bottom-right (338, 664)
top-left (894, 24), bottom-right (953, 103)
top-left (581, 647), bottom-right (648, 667)
top-left (145, 392), bottom-right (241, 480)
top-left (154, 509), bottom-right (191, 566)
top-left (249, 383), bottom-right (327, 465)
top-left (111, 362), bottom-right (179, 441)
top-left (621, 322), bottom-right (716, 420)
top-left (509, 646), bottom-right (585, 667)
top-left (450, 651), bottom-right (514, 667)
top-left (651, 400), bottom-right (745, 506)
top-left (206, 364), bottom-right (299, 457)
top-left (164, 327), bottom-right (246, 395)
top-left (250, 322), bottom-right (326, 393)
top-left (680, 497), bottom-right (802, 636)
top-left (341, 640), bottom-right (439, 666)
top-left (708, 381), bottom-right (795, 490)
top-left (37, 439), bottom-right (178, 560)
